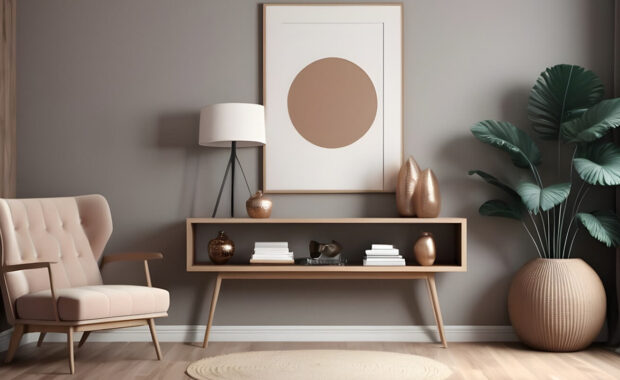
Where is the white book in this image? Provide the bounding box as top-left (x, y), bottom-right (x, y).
top-left (364, 258), bottom-right (404, 263)
top-left (363, 259), bottom-right (406, 266)
top-left (250, 258), bottom-right (294, 264)
top-left (253, 251), bottom-right (294, 255)
top-left (364, 262), bottom-right (405, 266)
top-left (371, 244), bottom-right (393, 250)
top-left (255, 242), bottom-right (289, 248)
top-left (364, 255), bottom-right (403, 260)
top-left (252, 258), bottom-right (294, 262)
top-left (252, 252), bottom-right (294, 258)
top-left (254, 248), bottom-right (290, 253)
top-left (365, 249), bottom-right (400, 256)
top-left (252, 255), bottom-right (294, 259)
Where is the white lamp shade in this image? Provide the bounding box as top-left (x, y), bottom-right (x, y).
top-left (199, 103), bottom-right (266, 147)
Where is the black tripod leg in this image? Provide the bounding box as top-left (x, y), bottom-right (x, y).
top-left (211, 156), bottom-right (234, 218)
top-left (235, 154), bottom-right (253, 196)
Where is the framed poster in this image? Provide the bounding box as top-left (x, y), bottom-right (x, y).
top-left (263, 3), bottom-right (403, 193)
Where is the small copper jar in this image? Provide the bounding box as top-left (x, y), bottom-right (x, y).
top-left (208, 231), bottom-right (234, 265)
top-left (414, 232), bottom-right (436, 266)
top-left (246, 190), bottom-right (272, 218)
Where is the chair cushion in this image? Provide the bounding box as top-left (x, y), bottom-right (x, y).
top-left (16, 285), bottom-right (169, 321)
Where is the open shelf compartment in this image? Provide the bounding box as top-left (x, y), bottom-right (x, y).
top-left (186, 218), bottom-right (466, 273)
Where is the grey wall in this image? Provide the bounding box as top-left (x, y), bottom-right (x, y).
top-left (14, 0), bottom-right (616, 328)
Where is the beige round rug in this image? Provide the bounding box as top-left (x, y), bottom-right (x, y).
top-left (186, 350), bottom-right (452, 380)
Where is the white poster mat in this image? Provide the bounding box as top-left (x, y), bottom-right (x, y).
top-left (264, 5), bottom-right (402, 192)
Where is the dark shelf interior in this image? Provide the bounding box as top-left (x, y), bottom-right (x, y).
top-left (194, 222), bottom-right (462, 266)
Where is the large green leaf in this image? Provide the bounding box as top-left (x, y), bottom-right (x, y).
top-left (560, 99), bottom-right (620, 143)
top-left (468, 170), bottom-right (520, 199)
top-left (479, 200), bottom-right (523, 220)
top-left (576, 211), bottom-right (620, 247)
top-left (574, 142), bottom-right (620, 186)
top-left (471, 120), bottom-right (542, 168)
top-left (516, 182), bottom-right (571, 214)
top-left (528, 64), bottom-right (604, 140)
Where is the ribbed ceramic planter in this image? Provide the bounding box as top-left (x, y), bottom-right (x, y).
top-left (508, 258), bottom-right (606, 352)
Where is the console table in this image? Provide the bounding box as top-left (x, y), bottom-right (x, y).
top-left (186, 218), bottom-right (467, 348)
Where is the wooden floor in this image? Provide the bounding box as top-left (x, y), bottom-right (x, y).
top-left (0, 341), bottom-right (619, 379)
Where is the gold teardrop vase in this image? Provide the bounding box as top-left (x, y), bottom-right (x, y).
top-left (395, 157), bottom-right (421, 216)
top-left (412, 169), bottom-right (441, 218)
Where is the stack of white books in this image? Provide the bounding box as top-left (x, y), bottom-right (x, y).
top-left (250, 242), bottom-right (294, 264)
top-left (363, 244), bottom-right (405, 266)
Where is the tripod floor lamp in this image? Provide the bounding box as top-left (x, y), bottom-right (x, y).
top-left (199, 103), bottom-right (266, 217)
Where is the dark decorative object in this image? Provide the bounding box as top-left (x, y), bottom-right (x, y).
top-left (246, 191), bottom-right (273, 218)
top-left (208, 231), bottom-right (234, 264)
top-left (414, 232), bottom-right (436, 266)
top-left (309, 240), bottom-right (343, 259)
top-left (295, 257), bottom-right (347, 266)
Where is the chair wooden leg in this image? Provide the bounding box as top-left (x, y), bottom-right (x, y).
top-left (202, 274), bottom-right (222, 348)
top-left (67, 327), bottom-right (75, 374)
top-left (78, 331), bottom-right (90, 348)
top-left (4, 324), bottom-right (24, 363)
top-left (37, 332), bottom-right (46, 347)
top-left (147, 319), bottom-right (162, 360)
top-left (426, 274), bottom-right (448, 348)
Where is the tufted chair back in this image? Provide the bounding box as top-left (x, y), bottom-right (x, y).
top-left (0, 195), bottom-right (112, 324)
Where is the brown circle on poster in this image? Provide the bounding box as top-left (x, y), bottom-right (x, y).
top-left (287, 57), bottom-right (378, 149)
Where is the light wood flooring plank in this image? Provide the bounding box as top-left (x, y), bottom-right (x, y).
top-left (0, 341), bottom-right (618, 379)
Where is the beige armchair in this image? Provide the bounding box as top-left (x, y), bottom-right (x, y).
top-left (0, 195), bottom-right (169, 374)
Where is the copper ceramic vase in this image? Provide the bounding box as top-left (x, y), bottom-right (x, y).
top-left (246, 191), bottom-right (273, 218)
top-left (413, 169), bottom-right (441, 218)
top-left (413, 232), bottom-right (436, 266)
top-left (508, 258), bottom-right (606, 351)
top-left (396, 157), bottom-right (421, 216)
top-left (208, 231), bottom-right (234, 265)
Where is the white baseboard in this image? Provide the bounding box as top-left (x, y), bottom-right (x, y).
top-left (0, 329), bottom-right (12, 351)
top-left (0, 325), bottom-right (518, 352)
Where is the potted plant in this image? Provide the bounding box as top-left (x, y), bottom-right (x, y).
top-left (470, 64), bottom-right (620, 351)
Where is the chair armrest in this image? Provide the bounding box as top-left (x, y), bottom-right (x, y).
top-left (2, 260), bottom-right (58, 273)
top-left (101, 252), bottom-right (163, 268)
top-left (1, 260), bottom-right (60, 321)
top-left (100, 252), bottom-right (163, 287)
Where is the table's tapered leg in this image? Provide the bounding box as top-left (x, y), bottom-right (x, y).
top-left (426, 274), bottom-right (448, 348)
top-left (202, 274), bottom-right (222, 348)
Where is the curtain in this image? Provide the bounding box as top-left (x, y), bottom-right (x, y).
top-left (610, 0), bottom-right (620, 347)
top-left (0, 0), bottom-right (15, 332)
top-left (613, 138), bottom-right (620, 346)
top-left (0, 0), bottom-right (16, 199)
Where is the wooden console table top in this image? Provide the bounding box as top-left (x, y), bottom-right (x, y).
top-left (187, 217), bottom-right (465, 224)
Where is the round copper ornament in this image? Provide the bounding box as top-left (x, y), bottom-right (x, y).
top-left (246, 191), bottom-right (273, 218)
top-left (208, 231), bottom-right (234, 265)
top-left (413, 232), bottom-right (436, 266)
